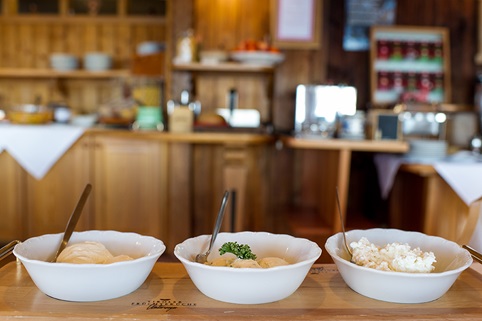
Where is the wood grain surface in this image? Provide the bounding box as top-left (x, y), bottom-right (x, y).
top-left (1, 262), bottom-right (482, 320)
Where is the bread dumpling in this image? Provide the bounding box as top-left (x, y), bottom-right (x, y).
top-left (56, 241), bottom-right (134, 264)
top-left (230, 258), bottom-right (261, 268)
top-left (258, 257), bottom-right (290, 268)
top-left (105, 254), bottom-right (134, 264)
top-left (205, 256), bottom-right (235, 267)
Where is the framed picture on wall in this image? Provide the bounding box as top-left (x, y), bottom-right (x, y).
top-left (369, 26), bottom-right (451, 107)
top-left (271, 0), bottom-right (322, 49)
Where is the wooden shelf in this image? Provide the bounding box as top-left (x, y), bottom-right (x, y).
top-left (172, 62), bottom-right (274, 73)
top-left (0, 68), bottom-right (130, 79)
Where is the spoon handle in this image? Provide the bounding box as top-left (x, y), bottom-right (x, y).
top-left (52, 183), bottom-right (92, 262)
top-left (208, 191), bottom-right (230, 252)
top-left (463, 244), bottom-right (482, 264)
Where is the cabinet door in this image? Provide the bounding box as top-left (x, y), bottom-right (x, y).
top-left (0, 152), bottom-right (27, 243)
top-left (92, 136), bottom-right (168, 241)
top-left (24, 135), bottom-right (92, 238)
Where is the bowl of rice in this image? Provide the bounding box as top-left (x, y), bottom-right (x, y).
top-left (325, 228), bottom-right (472, 303)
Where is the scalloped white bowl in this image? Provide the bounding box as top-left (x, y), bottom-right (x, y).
top-left (325, 228), bottom-right (473, 303)
top-left (13, 230), bottom-right (165, 302)
top-left (174, 231), bottom-right (321, 304)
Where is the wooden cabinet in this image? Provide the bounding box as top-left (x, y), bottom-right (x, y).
top-left (92, 135), bottom-right (168, 240)
top-left (0, 152), bottom-right (26, 243)
top-left (24, 135), bottom-right (92, 238)
top-left (0, 130), bottom-right (271, 253)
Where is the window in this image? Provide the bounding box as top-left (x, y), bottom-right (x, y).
top-left (18, 0), bottom-right (58, 14)
top-left (69, 0), bottom-right (117, 15)
top-left (127, 0), bottom-right (166, 16)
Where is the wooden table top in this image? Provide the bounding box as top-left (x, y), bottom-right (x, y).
top-left (1, 262), bottom-right (482, 320)
top-left (281, 136), bottom-right (409, 153)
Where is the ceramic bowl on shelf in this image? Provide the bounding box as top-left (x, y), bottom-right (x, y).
top-left (230, 51), bottom-right (285, 66)
top-left (325, 228), bottom-right (472, 304)
top-left (174, 231), bottom-right (321, 304)
top-left (8, 104), bottom-right (53, 124)
top-left (70, 113), bottom-right (99, 127)
top-left (13, 230), bottom-right (166, 302)
top-left (50, 53), bottom-right (79, 71)
top-left (83, 52), bottom-right (113, 71)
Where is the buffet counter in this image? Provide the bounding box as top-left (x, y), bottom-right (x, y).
top-left (1, 261), bottom-right (482, 320)
top-left (280, 136), bottom-right (409, 234)
top-left (0, 126), bottom-right (274, 250)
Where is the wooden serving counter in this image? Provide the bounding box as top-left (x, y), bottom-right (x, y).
top-left (280, 136), bottom-right (409, 235)
top-left (1, 262), bottom-right (482, 320)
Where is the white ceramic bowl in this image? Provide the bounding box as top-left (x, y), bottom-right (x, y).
top-left (174, 231), bottom-right (321, 304)
top-left (13, 230), bottom-right (165, 302)
top-left (84, 52), bottom-right (113, 71)
top-left (50, 53), bottom-right (78, 71)
top-left (230, 51), bottom-right (285, 66)
top-left (70, 113), bottom-right (98, 127)
top-left (325, 228), bottom-right (473, 304)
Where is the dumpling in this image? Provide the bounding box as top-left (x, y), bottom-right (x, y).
top-left (258, 257), bottom-right (290, 268)
top-left (56, 241), bottom-right (114, 264)
top-left (230, 258), bottom-right (262, 268)
top-left (206, 256), bottom-right (235, 267)
top-left (105, 254), bottom-right (134, 264)
top-left (56, 241), bottom-right (134, 264)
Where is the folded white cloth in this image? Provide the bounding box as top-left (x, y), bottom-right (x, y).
top-left (434, 161), bottom-right (482, 206)
top-left (374, 151), bottom-right (482, 205)
top-left (0, 124), bottom-right (85, 179)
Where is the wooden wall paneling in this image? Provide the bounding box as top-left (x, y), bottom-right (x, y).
top-left (19, 24), bottom-right (33, 68)
top-left (194, 0), bottom-right (270, 50)
top-left (83, 22), bottom-right (99, 52)
top-left (193, 0), bottom-right (217, 49)
top-left (65, 23), bottom-right (83, 57)
top-left (34, 23), bottom-right (50, 68)
top-left (100, 23), bottom-right (116, 54)
top-left (3, 23), bottom-right (16, 68)
top-left (117, 24), bottom-right (132, 68)
top-left (239, 0), bottom-right (270, 43)
top-left (50, 22), bottom-right (67, 53)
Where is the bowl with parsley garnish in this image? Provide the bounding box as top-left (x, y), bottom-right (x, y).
top-left (174, 231), bottom-right (321, 304)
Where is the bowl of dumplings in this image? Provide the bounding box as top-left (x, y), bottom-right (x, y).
top-left (12, 230), bottom-right (165, 302)
top-left (174, 231), bottom-right (322, 304)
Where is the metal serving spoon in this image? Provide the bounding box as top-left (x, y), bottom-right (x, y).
top-left (336, 186), bottom-right (353, 262)
top-left (195, 190), bottom-right (230, 264)
top-left (463, 244), bottom-right (482, 264)
top-left (51, 183), bottom-right (92, 262)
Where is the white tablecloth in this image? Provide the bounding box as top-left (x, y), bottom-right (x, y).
top-left (0, 124), bottom-right (85, 179)
top-left (374, 151), bottom-right (482, 206)
top-left (375, 151), bottom-right (482, 251)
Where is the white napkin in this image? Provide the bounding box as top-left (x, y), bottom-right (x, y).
top-left (433, 161), bottom-right (482, 206)
top-left (0, 124), bottom-right (85, 179)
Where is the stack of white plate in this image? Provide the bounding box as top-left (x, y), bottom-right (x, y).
top-left (404, 139), bottom-right (448, 163)
top-left (50, 53), bottom-right (78, 71)
top-left (84, 52), bottom-right (112, 71)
